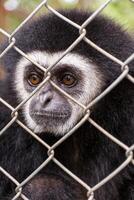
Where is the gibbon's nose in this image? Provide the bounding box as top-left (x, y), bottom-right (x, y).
top-left (39, 91), bottom-right (53, 107)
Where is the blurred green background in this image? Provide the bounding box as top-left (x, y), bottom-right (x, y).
top-left (0, 0), bottom-right (134, 34)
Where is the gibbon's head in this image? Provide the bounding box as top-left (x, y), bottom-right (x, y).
top-left (15, 51), bottom-right (102, 135)
top-left (12, 10), bottom-right (131, 135)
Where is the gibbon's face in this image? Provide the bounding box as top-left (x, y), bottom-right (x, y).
top-left (15, 51), bottom-right (102, 135)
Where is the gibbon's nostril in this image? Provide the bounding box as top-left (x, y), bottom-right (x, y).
top-left (39, 92), bottom-right (53, 107)
top-left (45, 97), bottom-right (52, 105)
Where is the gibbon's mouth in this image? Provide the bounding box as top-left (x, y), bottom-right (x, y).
top-left (30, 111), bottom-right (70, 121)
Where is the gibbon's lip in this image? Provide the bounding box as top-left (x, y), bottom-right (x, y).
top-left (31, 111), bottom-right (70, 120)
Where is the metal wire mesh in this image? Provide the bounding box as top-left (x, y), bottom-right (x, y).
top-left (0, 0), bottom-right (134, 199)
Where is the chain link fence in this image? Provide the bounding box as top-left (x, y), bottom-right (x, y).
top-left (0, 0), bottom-right (134, 199)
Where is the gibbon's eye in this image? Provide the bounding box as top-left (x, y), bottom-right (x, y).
top-left (27, 73), bottom-right (43, 86)
top-left (60, 73), bottom-right (77, 87)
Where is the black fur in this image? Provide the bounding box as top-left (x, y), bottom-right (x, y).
top-left (0, 10), bottom-right (134, 200)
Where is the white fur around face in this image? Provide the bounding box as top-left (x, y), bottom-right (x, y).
top-left (15, 51), bottom-right (103, 135)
